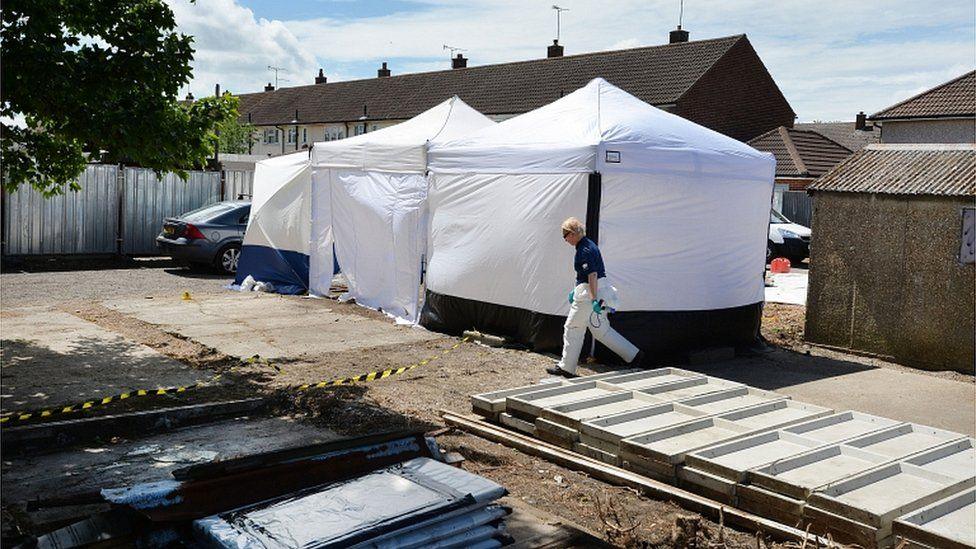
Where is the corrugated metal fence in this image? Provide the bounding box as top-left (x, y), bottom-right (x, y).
top-left (2, 164), bottom-right (244, 256)
top-left (223, 169), bottom-right (253, 201)
top-left (781, 191), bottom-right (813, 227)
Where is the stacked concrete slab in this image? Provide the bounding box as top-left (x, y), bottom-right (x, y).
top-left (471, 369), bottom-right (976, 548)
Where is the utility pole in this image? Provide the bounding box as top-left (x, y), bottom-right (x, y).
top-left (552, 5), bottom-right (570, 42)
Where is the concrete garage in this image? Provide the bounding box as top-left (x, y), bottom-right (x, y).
top-left (805, 144), bottom-right (975, 373)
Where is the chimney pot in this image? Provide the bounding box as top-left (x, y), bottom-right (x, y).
top-left (264, 82), bottom-right (275, 92)
top-left (452, 53), bottom-right (468, 69)
top-left (377, 62), bottom-right (391, 77)
top-left (547, 39), bottom-right (564, 58)
top-left (669, 26), bottom-right (689, 43)
top-left (185, 92), bottom-right (194, 101)
top-left (855, 111), bottom-right (868, 131)
top-left (315, 68), bottom-right (328, 84)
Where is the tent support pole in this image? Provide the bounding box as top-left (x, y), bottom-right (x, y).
top-left (585, 171), bottom-right (602, 359)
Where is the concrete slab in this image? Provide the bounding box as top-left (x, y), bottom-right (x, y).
top-left (807, 462), bottom-right (975, 528)
top-left (844, 423), bottom-right (966, 460)
top-left (780, 411), bottom-right (901, 444)
top-left (904, 439), bottom-right (976, 481)
top-left (686, 353), bottom-right (976, 437)
top-left (715, 400), bottom-right (833, 431)
top-left (102, 294), bottom-right (438, 360)
top-left (632, 376), bottom-right (744, 401)
top-left (505, 382), bottom-right (623, 420)
top-left (685, 431), bottom-right (827, 482)
top-left (578, 402), bottom-right (711, 451)
top-left (675, 387), bottom-right (787, 415)
top-left (1, 308), bottom-right (211, 413)
top-left (620, 417), bottom-right (757, 465)
top-left (894, 488), bottom-right (976, 549)
top-left (538, 391), bottom-right (662, 428)
top-left (471, 379), bottom-right (566, 416)
top-left (751, 445), bottom-right (896, 500)
top-left (596, 368), bottom-right (703, 391)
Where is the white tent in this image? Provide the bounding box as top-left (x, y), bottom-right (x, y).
top-left (423, 78), bottom-right (776, 353)
top-left (308, 97), bottom-right (495, 320)
top-left (235, 151), bottom-right (312, 295)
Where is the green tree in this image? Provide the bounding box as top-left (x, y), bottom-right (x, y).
top-left (217, 117), bottom-right (257, 155)
top-left (1, 0), bottom-right (238, 196)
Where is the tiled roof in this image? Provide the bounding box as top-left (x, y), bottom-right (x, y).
top-left (793, 122), bottom-right (879, 151)
top-left (869, 71), bottom-right (976, 121)
top-left (234, 36), bottom-right (746, 126)
top-left (808, 144), bottom-right (976, 196)
top-left (748, 126), bottom-right (852, 177)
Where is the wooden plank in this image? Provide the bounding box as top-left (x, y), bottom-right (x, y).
top-left (441, 410), bottom-right (828, 546)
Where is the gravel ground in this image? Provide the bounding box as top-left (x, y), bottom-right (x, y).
top-left (3, 263), bottom-right (967, 547)
top-left (1, 258), bottom-right (233, 308)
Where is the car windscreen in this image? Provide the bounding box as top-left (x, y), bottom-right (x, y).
top-left (770, 210), bottom-right (791, 224)
top-left (181, 203), bottom-right (238, 223)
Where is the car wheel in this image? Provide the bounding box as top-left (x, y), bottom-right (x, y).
top-left (215, 244), bottom-right (241, 274)
top-left (766, 240), bottom-right (774, 263)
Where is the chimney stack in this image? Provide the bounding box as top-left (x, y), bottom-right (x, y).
top-left (185, 92), bottom-right (194, 101)
top-left (855, 111), bottom-right (869, 131)
top-left (452, 53), bottom-right (468, 69)
top-left (669, 25), bottom-right (689, 44)
top-left (377, 62), bottom-right (391, 77)
top-left (315, 69), bottom-right (328, 84)
top-left (547, 39), bottom-right (564, 58)
top-left (264, 82), bottom-right (275, 92)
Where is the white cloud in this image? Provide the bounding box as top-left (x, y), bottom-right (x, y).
top-left (168, 0), bottom-right (320, 97)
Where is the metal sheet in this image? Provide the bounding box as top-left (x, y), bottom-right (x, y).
top-left (223, 169), bottom-right (254, 201)
top-left (122, 168), bottom-right (221, 254)
top-left (3, 164), bottom-right (119, 255)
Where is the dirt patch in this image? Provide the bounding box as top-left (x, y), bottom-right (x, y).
top-left (760, 303), bottom-right (806, 349)
top-left (438, 433), bottom-right (796, 548)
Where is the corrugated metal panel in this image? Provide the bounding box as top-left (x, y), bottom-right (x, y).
top-left (809, 145), bottom-right (976, 196)
top-left (122, 168), bottom-right (221, 254)
top-left (3, 164), bottom-right (119, 255)
top-left (781, 191), bottom-right (812, 227)
top-left (223, 169), bottom-right (254, 200)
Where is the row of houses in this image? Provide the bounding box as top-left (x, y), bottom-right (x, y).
top-left (231, 30), bottom-right (796, 157)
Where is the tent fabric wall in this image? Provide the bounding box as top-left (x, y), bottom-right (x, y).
top-left (235, 152), bottom-right (312, 295)
top-left (308, 97), bottom-right (495, 320)
top-left (423, 78), bottom-right (775, 354)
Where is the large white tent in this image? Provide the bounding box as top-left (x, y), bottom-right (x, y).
top-left (237, 96), bottom-right (494, 320)
top-left (423, 78), bottom-right (776, 354)
top-left (309, 96), bottom-right (494, 320)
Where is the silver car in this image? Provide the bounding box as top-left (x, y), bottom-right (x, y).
top-left (155, 201), bottom-right (251, 273)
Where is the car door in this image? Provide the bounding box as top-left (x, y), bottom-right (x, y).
top-left (237, 205), bottom-right (251, 237)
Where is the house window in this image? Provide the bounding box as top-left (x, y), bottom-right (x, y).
top-left (338, 130), bottom-right (344, 139)
top-left (263, 128), bottom-right (278, 144)
top-left (287, 128), bottom-right (297, 144)
top-left (354, 124), bottom-right (366, 136)
top-left (302, 128), bottom-right (307, 143)
top-left (371, 124), bottom-right (378, 131)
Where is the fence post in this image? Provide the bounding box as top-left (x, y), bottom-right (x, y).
top-left (116, 164), bottom-right (125, 256)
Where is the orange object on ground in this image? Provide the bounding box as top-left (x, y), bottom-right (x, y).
top-left (770, 257), bottom-right (791, 273)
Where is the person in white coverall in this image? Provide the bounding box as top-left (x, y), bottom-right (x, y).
top-left (547, 217), bottom-right (643, 378)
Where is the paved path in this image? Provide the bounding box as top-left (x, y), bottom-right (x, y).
top-left (1, 308), bottom-right (210, 413)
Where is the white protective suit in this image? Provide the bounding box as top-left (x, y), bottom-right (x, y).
top-left (557, 281), bottom-right (639, 374)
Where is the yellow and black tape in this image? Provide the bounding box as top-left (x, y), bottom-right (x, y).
top-left (297, 337), bottom-right (469, 391)
top-left (1, 336), bottom-right (471, 425)
top-left (0, 374), bottom-right (223, 425)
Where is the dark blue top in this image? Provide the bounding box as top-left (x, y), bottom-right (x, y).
top-left (574, 237), bottom-right (606, 284)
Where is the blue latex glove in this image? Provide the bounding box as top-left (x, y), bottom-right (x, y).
top-left (568, 290), bottom-right (575, 304)
top-left (592, 300), bottom-right (602, 314)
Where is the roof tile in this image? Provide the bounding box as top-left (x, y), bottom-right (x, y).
top-left (808, 144), bottom-right (976, 196)
top-left (869, 71), bottom-right (976, 121)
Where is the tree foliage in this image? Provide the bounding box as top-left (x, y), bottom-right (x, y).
top-left (1, 0), bottom-right (238, 196)
top-left (218, 117), bottom-right (257, 155)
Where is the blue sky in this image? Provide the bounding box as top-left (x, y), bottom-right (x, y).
top-left (171, 0), bottom-right (976, 122)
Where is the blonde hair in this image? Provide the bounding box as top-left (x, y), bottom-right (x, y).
top-left (561, 217), bottom-right (585, 236)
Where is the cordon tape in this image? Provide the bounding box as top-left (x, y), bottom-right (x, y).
top-left (0, 336), bottom-right (470, 425)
